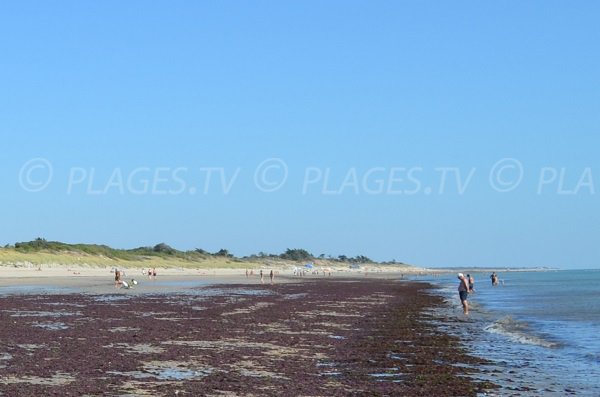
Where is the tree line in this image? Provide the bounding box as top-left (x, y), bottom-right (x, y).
top-left (7, 238), bottom-right (399, 264)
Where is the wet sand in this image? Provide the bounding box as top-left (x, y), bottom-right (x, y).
top-left (0, 278), bottom-right (497, 396)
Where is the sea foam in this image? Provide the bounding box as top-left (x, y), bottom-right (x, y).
top-left (484, 316), bottom-right (560, 349)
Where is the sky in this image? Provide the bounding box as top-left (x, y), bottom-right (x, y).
top-left (1, 2), bottom-right (599, 269)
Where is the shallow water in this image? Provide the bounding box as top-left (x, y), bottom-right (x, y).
top-left (0, 285), bottom-right (75, 295)
top-left (150, 280), bottom-right (212, 288)
top-left (33, 322), bottom-right (69, 331)
top-left (414, 270), bottom-right (600, 396)
top-left (6, 310), bottom-right (82, 317)
top-left (108, 367), bottom-right (211, 381)
top-left (91, 295), bottom-right (133, 303)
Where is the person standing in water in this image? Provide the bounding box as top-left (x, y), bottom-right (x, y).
top-left (457, 273), bottom-right (470, 315)
top-left (467, 274), bottom-right (475, 292)
top-left (490, 272), bottom-right (499, 286)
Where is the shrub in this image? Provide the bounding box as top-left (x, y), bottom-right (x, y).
top-left (280, 248), bottom-right (313, 261)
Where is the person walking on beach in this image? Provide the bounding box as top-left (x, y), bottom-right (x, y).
top-left (458, 273), bottom-right (470, 315)
top-left (260, 269), bottom-right (264, 284)
top-left (467, 274), bottom-right (475, 292)
top-left (270, 269), bottom-right (274, 284)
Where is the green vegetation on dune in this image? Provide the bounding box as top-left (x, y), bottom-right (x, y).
top-left (13, 238), bottom-right (208, 261)
top-left (0, 238), bottom-right (411, 270)
top-left (0, 249), bottom-right (251, 270)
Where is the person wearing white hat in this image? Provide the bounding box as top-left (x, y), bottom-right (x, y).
top-left (457, 273), bottom-right (470, 315)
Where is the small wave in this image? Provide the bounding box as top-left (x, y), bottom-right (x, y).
top-left (584, 352), bottom-right (600, 363)
top-left (484, 316), bottom-right (560, 348)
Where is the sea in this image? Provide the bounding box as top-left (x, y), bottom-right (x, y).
top-left (411, 269), bottom-right (600, 396)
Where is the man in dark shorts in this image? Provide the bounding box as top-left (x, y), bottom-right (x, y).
top-left (457, 273), bottom-right (470, 315)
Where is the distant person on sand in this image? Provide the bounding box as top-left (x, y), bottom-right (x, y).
top-left (457, 273), bottom-right (470, 315)
top-left (270, 270), bottom-right (274, 284)
top-left (467, 274), bottom-right (475, 292)
top-left (114, 269), bottom-right (121, 288)
top-left (260, 269), bottom-right (264, 284)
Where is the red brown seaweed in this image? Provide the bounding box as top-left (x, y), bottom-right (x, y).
top-left (0, 279), bottom-right (496, 396)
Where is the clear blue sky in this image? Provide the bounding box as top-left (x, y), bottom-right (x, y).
top-left (1, 2), bottom-right (599, 268)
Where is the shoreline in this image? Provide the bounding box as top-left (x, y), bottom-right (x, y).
top-left (416, 271), bottom-right (599, 396)
top-left (0, 262), bottom-right (429, 296)
top-left (0, 277), bottom-right (497, 396)
top-left (0, 262), bottom-right (429, 277)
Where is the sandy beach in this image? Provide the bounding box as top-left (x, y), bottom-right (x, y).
top-left (0, 271), bottom-right (497, 396)
top-left (0, 263), bottom-right (430, 294)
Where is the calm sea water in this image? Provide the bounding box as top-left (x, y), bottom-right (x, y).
top-left (414, 270), bottom-right (600, 396)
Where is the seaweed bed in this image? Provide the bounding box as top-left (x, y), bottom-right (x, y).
top-left (0, 279), bottom-right (497, 396)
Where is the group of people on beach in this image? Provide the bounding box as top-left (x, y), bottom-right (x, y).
top-left (292, 267), bottom-right (332, 277)
top-left (260, 269), bottom-right (275, 284)
top-left (245, 269), bottom-right (275, 284)
top-left (143, 268), bottom-right (157, 280)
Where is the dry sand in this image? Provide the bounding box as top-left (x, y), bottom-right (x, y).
top-left (0, 263), bottom-right (427, 295)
